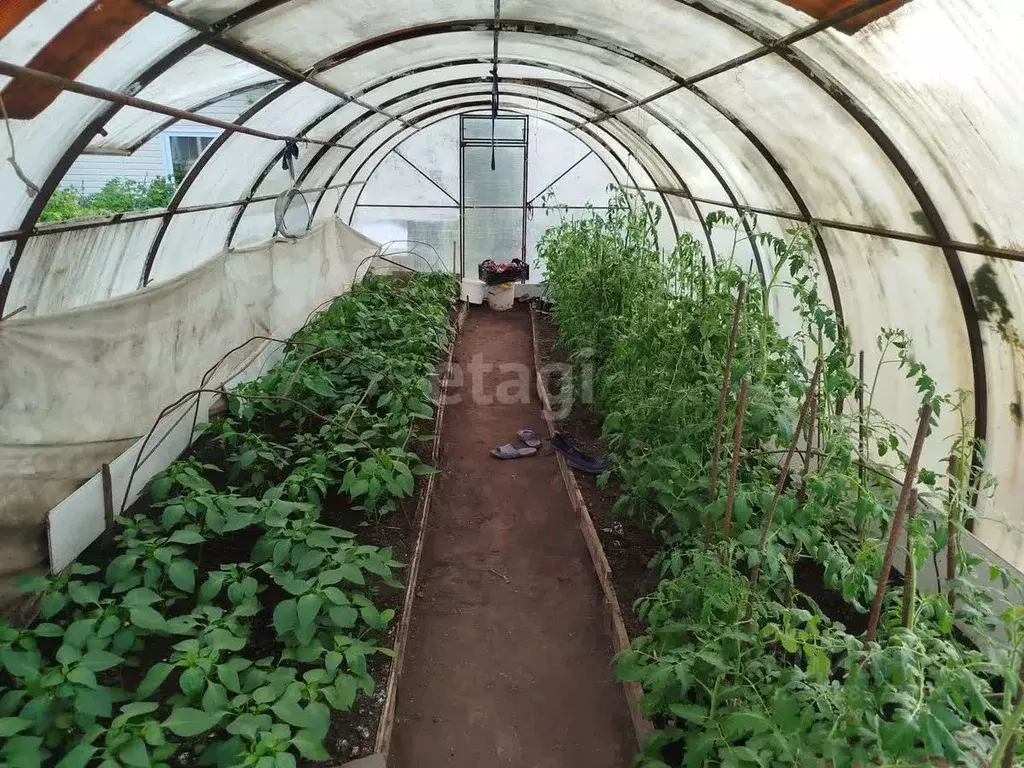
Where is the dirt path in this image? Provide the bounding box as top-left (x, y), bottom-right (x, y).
top-left (390, 304), bottom-right (634, 768)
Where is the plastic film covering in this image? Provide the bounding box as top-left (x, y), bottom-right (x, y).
top-left (794, 0), bottom-right (1024, 250)
top-left (7, 217), bottom-right (163, 315)
top-left (957, 253), bottom-right (1024, 566)
top-left (0, 217), bottom-right (379, 603)
top-left (0, 13), bottom-right (195, 234)
top-left (85, 46), bottom-right (278, 153)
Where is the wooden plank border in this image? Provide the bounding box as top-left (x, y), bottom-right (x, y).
top-left (528, 302), bottom-right (653, 748)
top-left (370, 299), bottom-right (469, 764)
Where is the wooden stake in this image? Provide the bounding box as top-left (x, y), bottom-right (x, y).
top-left (902, 490), bottom-right (918, 630)
top-left (705, 282), bottom-right (746, 547)
top-left (865, 403), bottom-right (933, 644)
top-left (721, 378), bottom-right (749, 541)
top-left (749, 359), bottom-right (822, 590)
top-left (858, 351), bottom-right (866, 488)
top-left (948, 454), bottom-right (960, 611)
top-left (803, 390), bottom-right (819, 475)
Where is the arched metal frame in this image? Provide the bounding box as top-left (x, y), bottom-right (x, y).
top-left (0, 0), bottom-right (986, 452)
top-left (221, 84), bottom-right (709, 264)
top-left (336, 102), bottom-right (679, 246)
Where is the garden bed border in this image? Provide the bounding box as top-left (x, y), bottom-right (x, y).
top-left (528, 302), bottom-right (653, 749)
top-left (364, 299), bottom-right (469, 766)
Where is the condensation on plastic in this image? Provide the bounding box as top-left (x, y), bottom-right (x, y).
top-left (86, 46), bottom-right (276, 153)
top-left (956, 252), bottom-right (1024, 566)
top-left (7, 218), bottom-right (164, 314)
top-left (821, 228), bottom-right (974, 471)
top-left (794, 0), bottom-right (1024, 250)
top-left (698, 56), bottom-right (925, 233)
top-left (224, 0), bottom-right (759, 77)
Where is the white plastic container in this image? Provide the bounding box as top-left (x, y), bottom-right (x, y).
top-left (460, 278), bottom-right (486, 305)
top-left (487, 282), bottom-right (516, 311)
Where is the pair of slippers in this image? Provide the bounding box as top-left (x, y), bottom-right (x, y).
top-left (491, 429), bottom-right (543, 459)
top-left (491, 430), bottom-right (612, 476)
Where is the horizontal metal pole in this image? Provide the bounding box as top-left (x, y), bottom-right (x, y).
top-left (131, 0), bottom-right (413, 129)
top-left (0, 182), bottom-right (364, 242)
top-left (574, 0), bottom-right (897, 130)
top-left (628, 184), bottom-right (1024, 263)
top-left (353, 203), bottom-right (611, 211)
top-left (0, 60), bottom-right (353, 151)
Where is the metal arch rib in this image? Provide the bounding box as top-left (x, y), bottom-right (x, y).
top-left (217, 80), bottom-right (725, 270)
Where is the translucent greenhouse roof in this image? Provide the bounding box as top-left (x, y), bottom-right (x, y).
top-left (1, 0), bottom-right (1024, 568)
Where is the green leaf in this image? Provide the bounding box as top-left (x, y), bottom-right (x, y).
top-left (68, 666), bottom-right (98, 689)
top-left (722, 711), bottom-right (773, 740)
top-left (297, 594), bottom-right (323, 627)
top-left (56, 744), bottom-right (96, 768)
top-left (68, 581), bottom-right (103, 606)
top-left (118, 737), bottom-right (150, 768)
top-left (75, 686), bottom-right (113, 718)
top-left (273, 600), bottom-right (298, 635)
top-left (202, 681), bottom-right (229, 713)
top-left (168, 560), bottom-right (196, 593)
top-left (271, 697), bottom-right (307, 728)
top-left (168, 530), bottom-right (205, 545)
top-left (328, 606), bottom-right (358, 629)
top-left (668, 704), bottom-right (707, 724)
top-left (179, 666), bottom-right (206, 697)
top-left (291, 729), bottom-right (331, 761)
top-left (162, 504), bottom-right (186, 530)
top-left (275, 753), bottom-right (297, 768)
top-left (64, 618), bottom-right (98, 649)
top-left (123, 587), bottom-right (162, 608)
top-left (1, 648), bottom-right (40, 679)
top-left (335, 563), bottom-right (364, 586)
top-left (80, 650), bottom-right (123, 672)
top-left (0, 717), bottom-right (30, 737)
top-left (217, 663), bottom-right (242, 694)
top-left (129, 606), bottom-right (168, 632)
top-left (163, 707), bottom-right (224, 737)
top-left (137, 663), bottom-right (174, 699)
top-left (227, 713), bottom-right (274, 740)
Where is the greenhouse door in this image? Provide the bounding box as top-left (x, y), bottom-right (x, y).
top-left (460, 114), bottom-right (528, 278)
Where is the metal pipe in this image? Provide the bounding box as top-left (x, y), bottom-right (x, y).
top-left (131, 0), bottom-right (413, 129)
top-left (628, 185), bottom-right (1024, 264)
top-left (0, 60), bottom-right (353, 151)
top-left (0, 182), bottom-right (364, 242)
top-left (573, 0), bottom-right (899, 129)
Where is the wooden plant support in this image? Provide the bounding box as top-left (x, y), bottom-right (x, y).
top-left (901, 490), bottom-right (918, 631)
top-left (528, 303), bottom-right (653, 749)
top-left (372, 300), bottom-right (468, 763)
top-left (864, 402), bottom-right (933, 644)
top-left (858, 351), bottom-right (866, 489)
top-left (749, 359), bottom-right (822, 591)
top-left (721, 378), bottom-right (749, 541)
top-left (947, 454), bottom-right (960, 612)
top-left (705, 282), bottom-right (746, 548)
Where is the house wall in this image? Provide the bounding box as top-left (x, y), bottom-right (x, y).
top-left (59, 89), bottom-right (271, 195)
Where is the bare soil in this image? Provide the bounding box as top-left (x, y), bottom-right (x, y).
top-left (390, 304), bottom-right (634, 768)
top-left (532, 308), bottom-right (662, 639)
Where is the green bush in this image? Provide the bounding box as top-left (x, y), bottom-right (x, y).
top-left (39, 177), bottom-right (177, 224)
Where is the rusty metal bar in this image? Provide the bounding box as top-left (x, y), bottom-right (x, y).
top-left (0, 182), bottom-right (364, 243)
top-left (131, 0), bottom-right (413, 128)
top-left (573, 0), bottom-right (898, 130)
top-left (628, 184), bottom-right (1024, 264)
top-left (0, 60), bottom-right (353, 151)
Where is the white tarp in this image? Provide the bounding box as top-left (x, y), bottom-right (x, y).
top-left (0, 217), bottom-right (379, 606)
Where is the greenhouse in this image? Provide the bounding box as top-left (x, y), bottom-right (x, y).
top-left (2, 0), bottom-right (1024, 766)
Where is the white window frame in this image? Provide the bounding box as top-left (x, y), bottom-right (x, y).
top-left (160, 127), bottom-right (221, 181)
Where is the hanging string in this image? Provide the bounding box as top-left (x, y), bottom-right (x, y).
top-left (0, 93), bottom-right (40, 198)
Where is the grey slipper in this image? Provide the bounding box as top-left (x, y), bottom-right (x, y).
top-left (517, 429), bottom-right (542, 448)
top-left (491, 443), bottom-right (538, 459)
